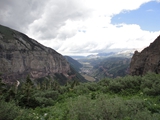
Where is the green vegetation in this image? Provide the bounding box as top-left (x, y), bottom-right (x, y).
top-left (0, 73), bottom-right (160, 120)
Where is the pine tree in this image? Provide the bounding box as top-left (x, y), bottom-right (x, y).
top-left (0, 75), bottom-right (6, 97)
top-left (24, 75), bottom-right (34, 102)
top-left (18, 75), bottom-right (39, 108)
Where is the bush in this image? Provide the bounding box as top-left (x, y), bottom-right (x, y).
top-left (34, 90), bottom-right (59, 100)
top-left (0, 100), bottom-right (20, 120)
top-left (33, 90), bottom-right (59, 107)
top-left (141, 73), bottom-right (160, 96)
top-left (67, 96), bottom-right (95, 120)
top-left (98, 78), bottom-right (111, 87)
top-left (109, 80), bottom-right (124, 93)
top-left (86, 82), bottom-right (100, 91)
top-left (66, 95), bottom-right (159, 120)
top-left (72, 83), bottom-right (90, 95)
top-left (18, 95), bottom-right (40, 108)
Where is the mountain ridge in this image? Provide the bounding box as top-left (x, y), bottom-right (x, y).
top-left (0, 24), bottom-right (86, 84)
top-left (130, 35), bottom-right (160, 75)
top-left (64, 56), bottom-right (83, 71)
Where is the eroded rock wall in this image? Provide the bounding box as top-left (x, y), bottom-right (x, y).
top-left (0, 25), bottom-right (71, 83)
top-left (130, 35), bottom-right (160, 76)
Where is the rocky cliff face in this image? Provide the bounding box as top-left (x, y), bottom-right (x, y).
top-left (130, 35), bottom-right (160, 76)
top-left (0, 25), bottom-right (77, 84)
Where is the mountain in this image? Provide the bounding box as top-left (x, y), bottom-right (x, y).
top-left (92, 57), bottom-right (130, 79)
top-left (130, 35), bottom-right (160, 76)
top-left (97, 52), bottom-right (115, 56)
top-left (78, 57), bottom-right (130, 81)
top-left (115, 49), bottom-right (135, 58)
top-left (87, 50), bottom-right (134, 59)
top-left (0, 24), bottom-right (86, 84)
top-left (69, 56), bottom-right (86, 60)
top-left (64, 56), bottom-right (86, 82)
top-left (64, 56), bottom-right (83, 71)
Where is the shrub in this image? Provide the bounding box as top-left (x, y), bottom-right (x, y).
top-left (98, 78), bottom-right (111, 86)
top-left (66, 95), bottom-right (159, 120)
top-left (141, 73), bottom-right (160, 96)
top-left (0, 100), bottom-right (20, 120)
top-left (34, 90), bottom-right (59, 100)
top-left (102, 76), bottom-right (141, 94)
top-left (67, 96), bottom-right (95, 120)
top-left (18, 95), bottom-right (40, 108)
top-left (109, 80), bottom-right (124, 93)
top-left (73, 83), bottom-right (90, 95)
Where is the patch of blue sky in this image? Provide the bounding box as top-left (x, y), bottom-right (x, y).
top-left (111, 1), bottom-right (160, 31)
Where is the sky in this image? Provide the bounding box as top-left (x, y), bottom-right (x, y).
top-left (0, 0), bottom-right (160, 56)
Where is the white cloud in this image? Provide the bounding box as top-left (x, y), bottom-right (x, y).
top-left (54, 23), bottom-right (160, 55)
top-left (0, 0), bottom-right (159, 55)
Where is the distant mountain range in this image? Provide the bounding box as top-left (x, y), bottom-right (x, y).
top-left (92, 57), bottom-right (130, 79)
top-left (87, 49), bottom-right (135, 59)
top-left (68, 55), bottom-right (131, 81)
top-left (70, 49), bottom-right (135, 60)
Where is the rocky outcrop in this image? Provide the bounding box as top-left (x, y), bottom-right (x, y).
top-left (130, 35), bottom-right (160, 76)
top-left (0, 24), bottom-right (80, 84)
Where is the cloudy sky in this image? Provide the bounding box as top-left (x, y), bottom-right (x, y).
top-left (0, 0), bottom-right (160, 56)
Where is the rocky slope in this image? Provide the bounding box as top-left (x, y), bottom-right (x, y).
top-left (130, 35), bottom-right (160, 76)
top-left (0, 24), bottom-right (85, 84)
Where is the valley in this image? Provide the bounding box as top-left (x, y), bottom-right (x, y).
top-left (79, 61), bottom-right (96, 81)
top-left (71, 56), bottom-right (131, 81)
top-left (0, 24), bottom-right (160, 120)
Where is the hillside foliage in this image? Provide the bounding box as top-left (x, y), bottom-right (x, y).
top-left (0, 73), bottom-right (160, 120)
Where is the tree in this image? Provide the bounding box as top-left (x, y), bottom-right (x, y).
top-left (0, 78), bottom-right (5, 95)
top-left (18, 75), bottom-right (39, 108)
top-left (0, 74), bottom-right (7, 99)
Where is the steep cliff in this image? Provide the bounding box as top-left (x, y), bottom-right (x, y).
top-left (130, 35), bottom-right (160, 76)
top-left (0, 24), bottom-right (85, 84)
